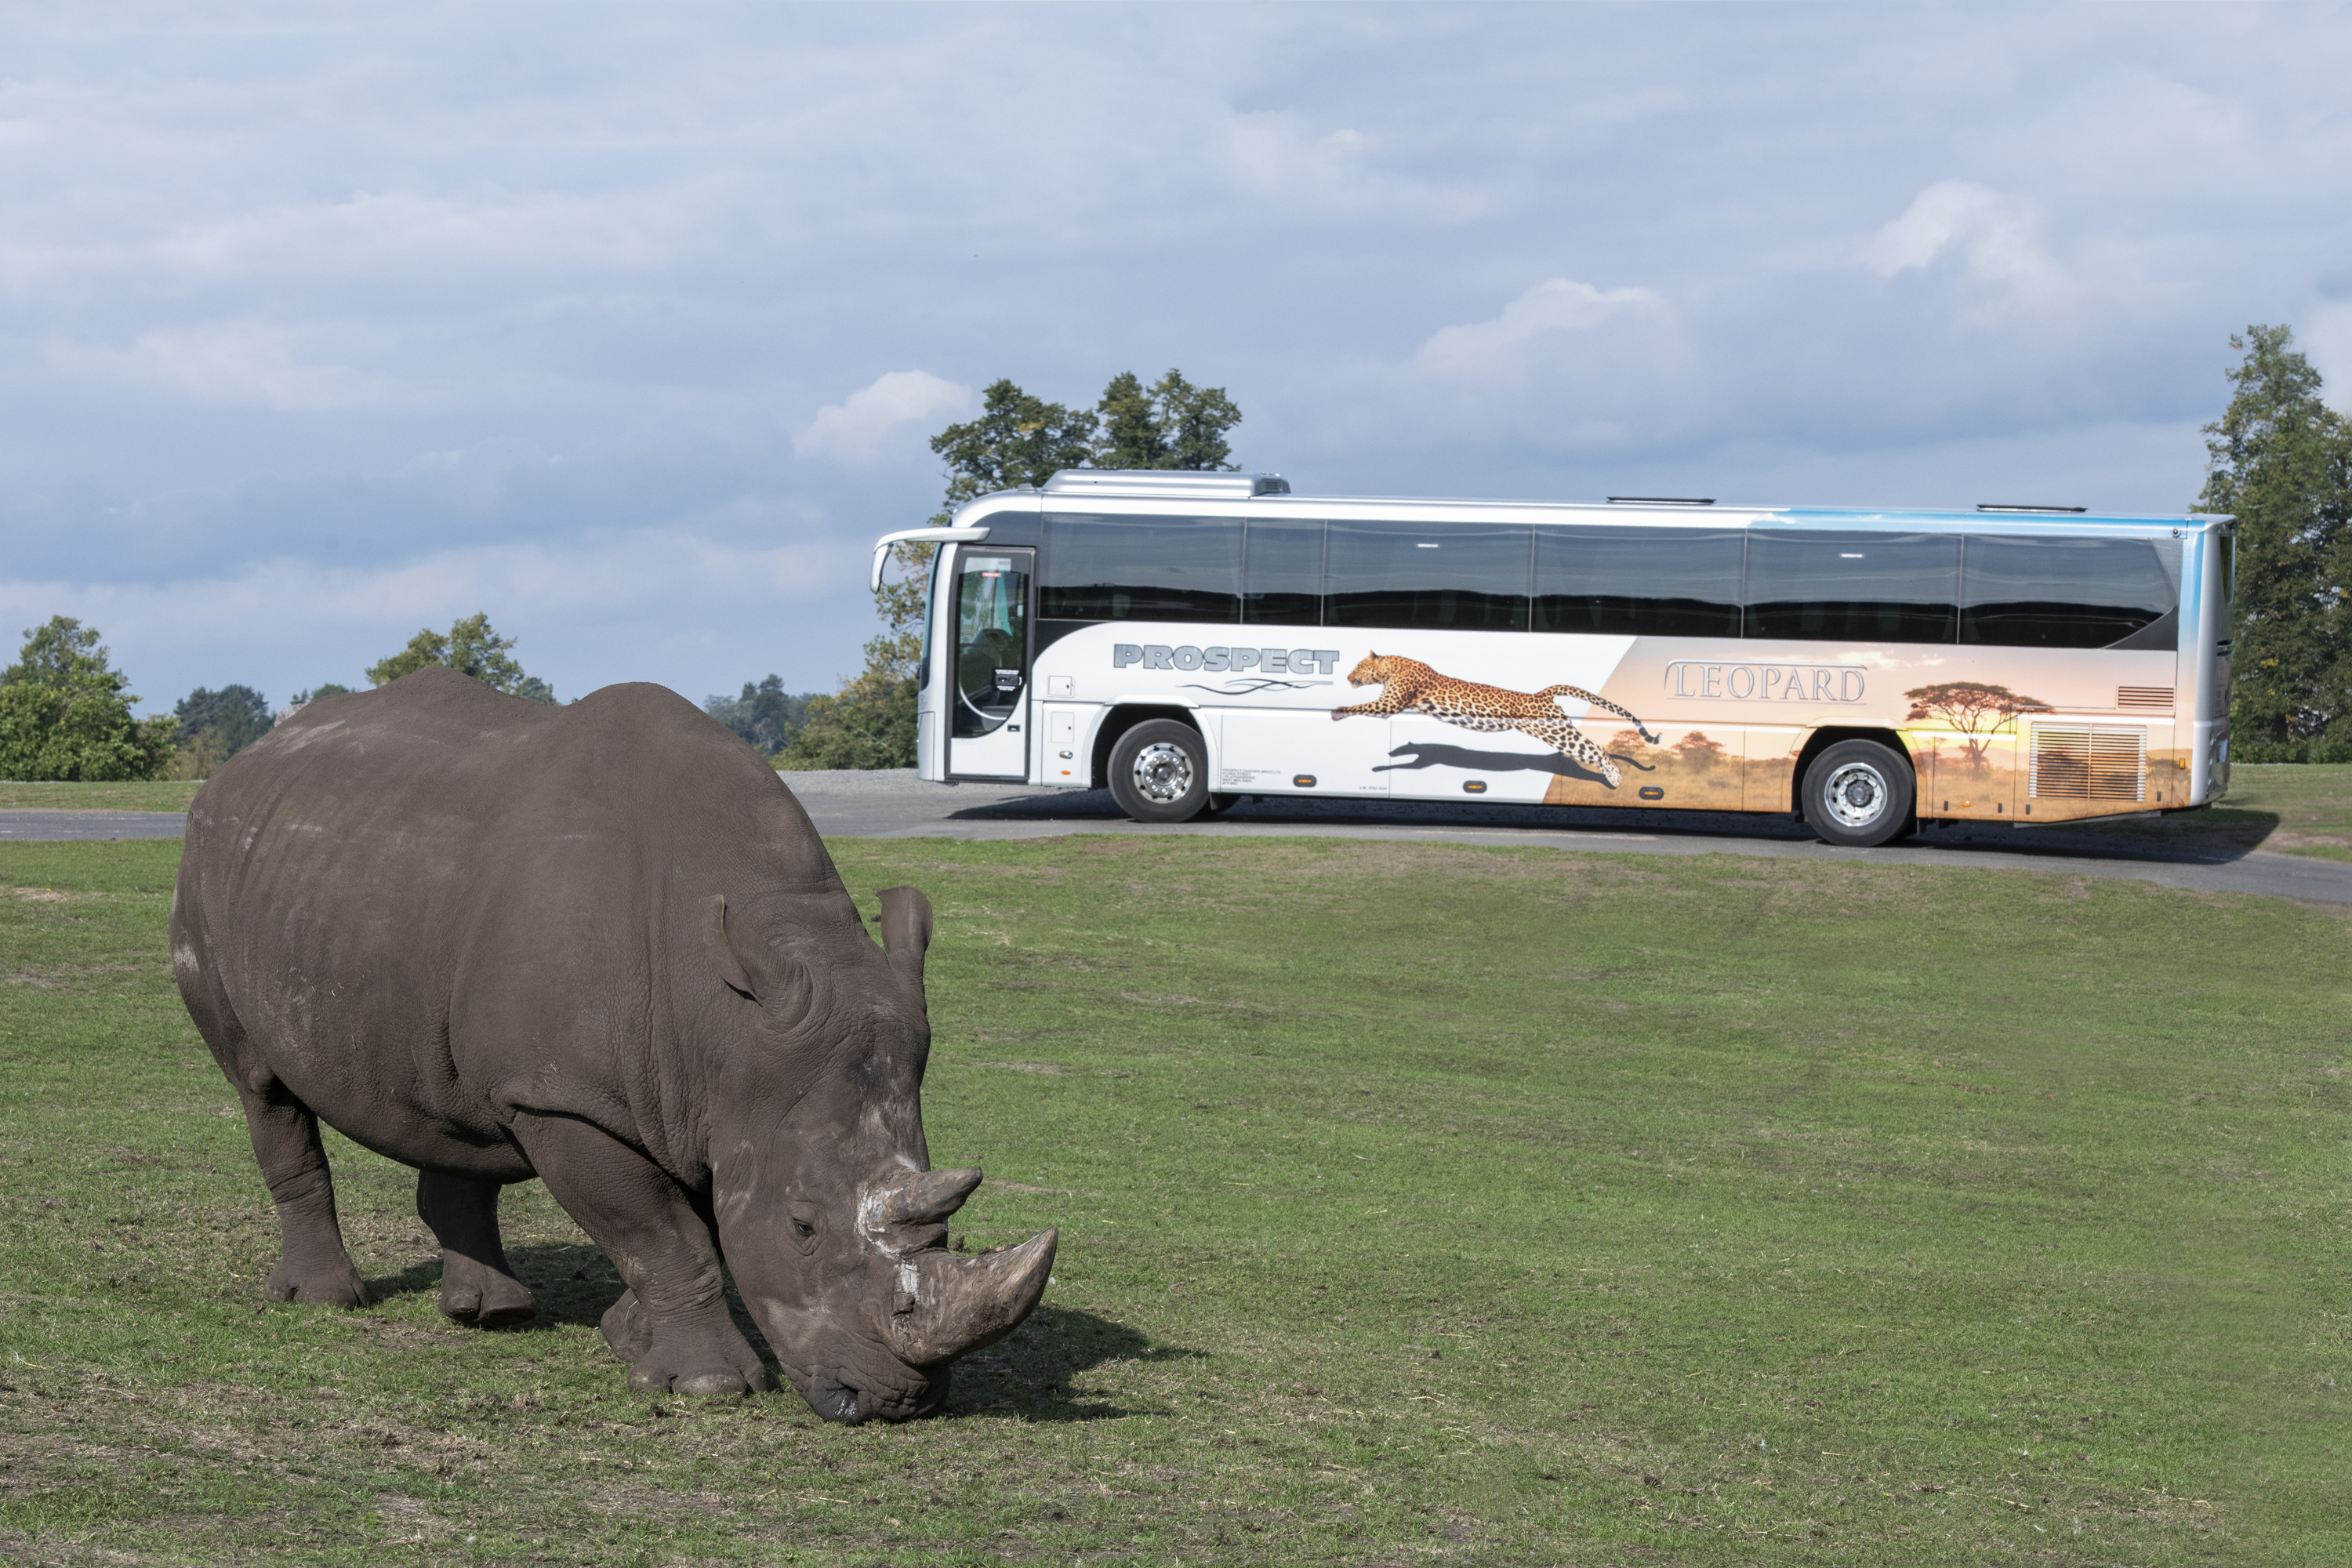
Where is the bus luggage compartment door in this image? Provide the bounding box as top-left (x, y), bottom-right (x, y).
top-left (1219, 708), bottom-right (1391, 797)
top-left (949, 546), bottom-right (1033, 781)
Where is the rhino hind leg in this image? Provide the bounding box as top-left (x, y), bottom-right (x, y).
top-left (416, 1170), bottom-right (536, 1328)
top-left (238, 1082), bottom-right (368, 1309)
top-left (600, 1288), bottom-right (653, 1361)
top-left (178, 934), bottom-right (365, 1309)
top-left (509, 1110), bottom-right (775, 1398)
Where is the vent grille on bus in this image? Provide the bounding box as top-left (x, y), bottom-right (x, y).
top-left (2030, 726), bottom-right (2146, 801)
top-left (2117, 686), bottom-right (2173, 711)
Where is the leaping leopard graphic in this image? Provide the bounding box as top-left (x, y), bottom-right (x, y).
top-left (1330, 652), bottom-right (1659, 788)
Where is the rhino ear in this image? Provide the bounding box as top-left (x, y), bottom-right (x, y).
top-left (875, 886), bottom-right (932, 993)
top-left (703, 895), bottom-right (820, 1025)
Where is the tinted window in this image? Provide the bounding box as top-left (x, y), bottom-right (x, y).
top-left (1534, 526), bottom-right (1743, 637)
top-left (952, 552), bottom-right (1029, 739)
top-left (1039, 513), bottom-right (1240, 623)
top-left (1325, 521), bottom-right (1530, 633)
top-left (1960, 535), bottom-right (2180, 648)
top-left (1242, 519), bottom-right (1324, 626)
top-left (1743, 531), bottom-right (1959, 644)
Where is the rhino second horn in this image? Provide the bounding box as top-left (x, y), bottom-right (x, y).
top-left (884, 1166), bottom-right (985, 1227)
top-left (888, 1228), bottom-right (1058, 1367)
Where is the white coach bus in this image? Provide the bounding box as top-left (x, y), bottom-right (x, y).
top-left (870, 470), bottom-right (2233, 848)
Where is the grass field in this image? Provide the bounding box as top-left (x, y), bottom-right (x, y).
top-left (7, 765), bottom-right (2352, 866)
top-left (2, 833), bottom-right (2347, 1565)
top-left (0, 780), bottom-right (205, 811)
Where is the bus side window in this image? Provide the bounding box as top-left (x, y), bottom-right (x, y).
top-left (1744, 532), bottom-right (1959, 644)
top-left (1958, 535), bottom-right (2178, 649)
top-left (1040, 513), bottom-right (1241, 623)
top-left (1242, 520), bottom-right (1325, 626)
top-left (1534, 527), bottom-right (1742, 637)
top-left (1325, 521), bottom-right (1532, 633)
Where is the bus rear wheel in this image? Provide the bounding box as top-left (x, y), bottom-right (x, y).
top-left (1802, 739), bottom-right (1916, 848)
top-left (1108, 720), bottom-right (1210, 824)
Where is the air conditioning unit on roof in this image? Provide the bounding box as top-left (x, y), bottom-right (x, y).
top-left (1040, 470), bottom-right (1290, 499)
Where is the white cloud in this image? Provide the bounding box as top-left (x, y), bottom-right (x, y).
top-left (1865, 180), bottom-right (2069, 306)
top-left (794, 370), bottom-right (971, 463)
top-left (45, 320), bottom-right (421, 412)
top-left (1414, 278), bottom-right (1671, 376)
top-left (1392, 278), bottom-right (1693, 453)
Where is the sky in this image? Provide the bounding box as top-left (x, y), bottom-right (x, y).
top-left (4, 2), bottom-right (2350, 713)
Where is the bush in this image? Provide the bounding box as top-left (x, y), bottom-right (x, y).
top-left (0, 681), bottom-right (173, 782)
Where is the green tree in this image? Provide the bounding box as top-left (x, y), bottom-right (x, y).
top-left (774, 660), bottom-right (920, 770)
top-left (174, 684), bottom-right (274, 761)
top-left (705, 675), bottom-right (810, 755)
top-left (2196, 325), bottom-right (2352, 760)
top-left (924, 379), bottom-right (1102, 525)
top-left (367, 613), bottom-right (556, 702)
top-left (1094, 368), bottom-right (1243, 472)
top-left (0, 616), bottom-right (172, 781)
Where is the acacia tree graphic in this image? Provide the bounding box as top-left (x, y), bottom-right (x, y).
top-left (1673, 731), bottom-right (1728, 771)
top-left (1904, 682), bottom-right (2054, 764)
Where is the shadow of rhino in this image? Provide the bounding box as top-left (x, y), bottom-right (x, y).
top-left (365, 1243), bottom-right (1187, 1422)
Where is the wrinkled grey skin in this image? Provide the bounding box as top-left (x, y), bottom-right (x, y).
top-left (170, 668), bottom-right (1054, 1423)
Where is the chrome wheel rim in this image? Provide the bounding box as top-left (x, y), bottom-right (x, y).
top-left (1820, 760), bottom-right (1890, 830)
top-left (1131, 741), bottom-right (1194, 804)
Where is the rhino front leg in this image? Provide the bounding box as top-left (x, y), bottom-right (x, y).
top-left (416, 1170), bottom-right (536, 1328)
top-left (507, 1111), bottom-right (773, 1398)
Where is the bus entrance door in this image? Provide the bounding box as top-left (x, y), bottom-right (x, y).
top-left (948, 547), bottom-right (1033, 780)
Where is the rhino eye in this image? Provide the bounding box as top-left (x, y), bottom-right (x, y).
top-left (792, 1218), bottom-right (815, 1239)
top-left (788, 1202), bottom-right (822, 1254)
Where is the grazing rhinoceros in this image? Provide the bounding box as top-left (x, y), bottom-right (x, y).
top-left (170, 667), bottom-right (1054, 1423)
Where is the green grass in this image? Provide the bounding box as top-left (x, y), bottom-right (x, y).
top-left (2208, 764), bottom-right (2352, 862)
top-left (2, 835), bottom-right (2347, 1565)
top-left (2038, 763), bottom-right (2351, 865)
top-left (0, 779), bottom-right (204, 811)
top-left (9, 765), bottom-right (2352, 867)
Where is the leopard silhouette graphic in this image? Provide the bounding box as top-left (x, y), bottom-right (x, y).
top-left (1330, 652), bottom-right (1659, 788)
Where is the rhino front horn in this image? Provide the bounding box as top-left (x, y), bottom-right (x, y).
top-left (889, 1228), bottom-right (1058, 1367)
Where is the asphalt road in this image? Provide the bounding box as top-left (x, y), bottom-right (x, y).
top-left (16, 771), bottom-right (2345, 905)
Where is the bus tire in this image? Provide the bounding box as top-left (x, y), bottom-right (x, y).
top-left (1801, 739), bottom-right (1915, 848)
top-left (1108, 720), bottom-right (1210, 823)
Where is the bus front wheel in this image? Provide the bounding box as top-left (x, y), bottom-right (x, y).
top-left (1802, 739), bottom-right (1916, 848)
top-left (1108, 720), bottom-right (1210, 824)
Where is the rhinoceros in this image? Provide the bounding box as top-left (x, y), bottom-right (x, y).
top-left (169, 668), bottom-right (1054, 1423)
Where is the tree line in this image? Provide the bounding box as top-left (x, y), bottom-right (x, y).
top-left (0, 612), bottom-right (557, 782)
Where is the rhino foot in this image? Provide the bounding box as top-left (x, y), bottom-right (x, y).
top-left (602, 1290), bottom-right (773, 1396)
top-left (439, 1253), bottom-right (536, 1329)
top-left (264, 1251), bottom-right (365, 1308)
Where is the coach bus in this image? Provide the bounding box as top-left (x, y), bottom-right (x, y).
top-left (869, 470), bottom-right (2233, 848)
